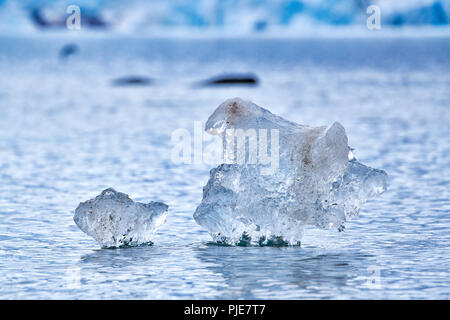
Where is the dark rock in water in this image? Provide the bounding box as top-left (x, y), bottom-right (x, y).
top-left (59, 44), bottom-right (79, 59)
top-left (200, 74), bottom-right (259, 87)
top-left (111, 76), bottom-right (153, 86)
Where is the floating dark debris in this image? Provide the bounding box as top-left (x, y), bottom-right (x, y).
top-left (59, 43), bottom-right (79, 59)
top-left (111, 76), bottom-right (153, 86)
top-left (199, 74), bottom-right (259, 87)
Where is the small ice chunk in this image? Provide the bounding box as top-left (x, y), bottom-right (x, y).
top-left (194, 98), bottom-right (387, 245)
top-left (74, 188), bottom-right (168, 248)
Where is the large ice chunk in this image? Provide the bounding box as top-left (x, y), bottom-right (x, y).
top-left (74, 188), bottom-right (168, 248)
top-left (194, 98), bottom-right (387, 245)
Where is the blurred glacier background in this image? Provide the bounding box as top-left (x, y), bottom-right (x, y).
top-left (0, 0), bottom-right (449, 299)
top-left (1, 0), bottom-right (450, 35)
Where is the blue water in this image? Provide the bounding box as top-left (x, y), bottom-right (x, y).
top-left (0, 36), bottom-right (449, 299)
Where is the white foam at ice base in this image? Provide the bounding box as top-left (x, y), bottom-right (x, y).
top-left (74, 188), bottom-right (168, 248)
top-left (194, 98), bottom-right (387, 245)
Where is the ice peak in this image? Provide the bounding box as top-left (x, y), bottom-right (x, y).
top-left (195, 99), bottom-right (387, 246)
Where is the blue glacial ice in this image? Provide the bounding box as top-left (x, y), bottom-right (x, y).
top-left (2, 0), bottom-right (449, 34)
top-left (194, 98), bottom-right (387, 246)
top-left (74, 188), bottom-right (168, 248)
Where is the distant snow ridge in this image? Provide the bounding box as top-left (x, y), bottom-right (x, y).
top-left (74, 188), bottom-right (168, 248)
top-left (1, 0), bottom-right (448, 34)
top-left (194, 98), bottom-right (387, 246)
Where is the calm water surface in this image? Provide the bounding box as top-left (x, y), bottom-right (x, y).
top-left (0, 36), bottom-right (449, 299)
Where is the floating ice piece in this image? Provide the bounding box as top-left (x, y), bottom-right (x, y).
top-left (74, 188), bottom-right (168, 248)
top-left (194, 98), bottom-right (387, 246)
